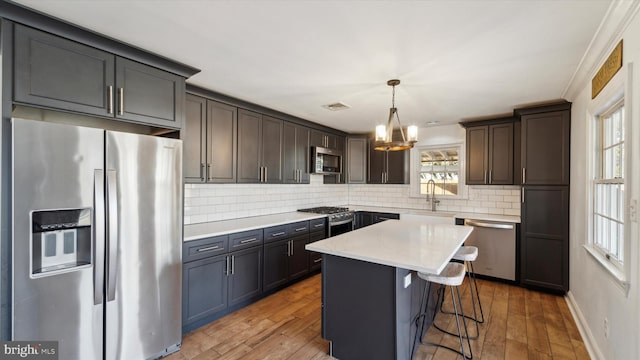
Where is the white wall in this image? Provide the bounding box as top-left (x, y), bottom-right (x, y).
top-left (565, 1), bottom-right (640, 359)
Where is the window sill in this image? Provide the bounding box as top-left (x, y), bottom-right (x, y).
top-left (583, 245), bottom-right (630, 295)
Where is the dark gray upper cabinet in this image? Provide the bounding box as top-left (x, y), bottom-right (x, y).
top-left (323, 135), bottom-right (346, 184)
top-left (206, 100), bottom-right (238, 183)
top-left (261, 116), bottom-right (283, 183)
top-left (465, 126), bottom-right (489, 185)
top-left (184, 95), bottom-right (207, 182)
top-left (14, 24), bottom-right (115, 117)
top-left (368, 134), bottom-right (409, 184)
top-left (489, 123), bottom-right (514, 184)
top-left (518, 105), bottom-right (571, 185)
top-left (463, 119), bottom-right (514, 185)
top-left (283, 122), bottom-right (310, 184)
top-left (237, 109), bottom-right (263, 183)
top-left (310, 129), bottom-right (339, 149)
top-left (347, 137), bottom-right (367, 184)
top-left (14, 24), bottom-right (186, 129)
top-left (184, 95), bottom-right (237, 183)
top-left (237, 111), bottom-right (283, 183)
top-left (115, 57), bottom-right (185, 128)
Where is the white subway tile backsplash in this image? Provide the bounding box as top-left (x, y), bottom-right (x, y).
top-left (183, 182), bottom-right (521, 225)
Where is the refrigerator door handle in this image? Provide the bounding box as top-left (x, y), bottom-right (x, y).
top-left (94, 170), bottom-right (105, 305)
top-left (106, 170), bottom-right (119, 302)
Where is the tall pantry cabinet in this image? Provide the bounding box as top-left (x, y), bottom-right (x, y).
top-left (516, 102), bottom-right (571, 293)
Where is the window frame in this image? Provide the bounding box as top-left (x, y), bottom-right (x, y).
top-left (592, 98), bottom-right (625, 271)
top-left (410, 142), bottom-right (467, 199)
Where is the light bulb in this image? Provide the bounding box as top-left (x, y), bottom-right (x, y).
top-left (407, 125), bottom-right (418, 142)
top-left (375, 125), bottom-right (387, 141)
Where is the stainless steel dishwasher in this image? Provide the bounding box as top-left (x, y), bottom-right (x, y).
top-left (462, 219), bottom-right (516, 281)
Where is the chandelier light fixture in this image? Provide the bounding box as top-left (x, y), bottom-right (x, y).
top-left (374, 79), bottom-right (418, 151)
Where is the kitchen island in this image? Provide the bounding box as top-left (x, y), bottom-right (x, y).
top-left (306, 220), bottom-right (473, 360)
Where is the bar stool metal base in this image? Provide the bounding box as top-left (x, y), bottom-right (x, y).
top-left (414, 264), bottom-right (473, 360)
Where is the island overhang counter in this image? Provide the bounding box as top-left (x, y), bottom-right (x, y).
top-left (305, 220), bottom-right (473, 360)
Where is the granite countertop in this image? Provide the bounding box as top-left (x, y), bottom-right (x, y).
top-left (183, 212), bottom-right (327, 241)
top-left (305, 219), bottom-right (474, 275)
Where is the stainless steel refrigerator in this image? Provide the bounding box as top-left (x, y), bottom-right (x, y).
top-left (11, 118), bottom-right (183, 360)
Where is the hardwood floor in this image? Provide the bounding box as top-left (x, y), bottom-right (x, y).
top-left (167, 274), bottom-right (589, 360)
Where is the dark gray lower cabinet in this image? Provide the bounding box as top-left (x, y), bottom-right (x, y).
top-left (263, 235), bottom-right (310, 291)
top-left (355, 211), bottom-right (399, 229)
top-left (228, 247), bottom-right (262, 307)
top-left (289, 235), bottom-right (310, 280)
top-left (263, 239), bottom-right (289, 291)
top-left (308, 231), bottom-right (326, 271)
top-left (323, 255), bottom-right (426, 359)
top-left (182, 254), bottom-right (228, 328)
top-left (182, 234), bottom-right (263, 332)
top-left (520, 186), bottom-right (569, 293)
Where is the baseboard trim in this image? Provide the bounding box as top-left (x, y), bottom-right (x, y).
top-left (565, 291), bottom-right (605, 360)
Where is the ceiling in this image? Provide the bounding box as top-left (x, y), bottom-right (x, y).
top-left (14, 0), bottom-right (612, 133)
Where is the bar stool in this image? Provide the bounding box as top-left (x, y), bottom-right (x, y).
top-left (415, 262), bottom-right (473, 359)
top-left (440, 246), bottom-right (484, 339)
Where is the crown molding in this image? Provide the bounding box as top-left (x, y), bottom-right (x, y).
top-left (563, 0), bottom-right (640, 100)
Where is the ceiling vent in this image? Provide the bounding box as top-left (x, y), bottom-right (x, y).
top-left (322, 102), bottom-right (351, 111)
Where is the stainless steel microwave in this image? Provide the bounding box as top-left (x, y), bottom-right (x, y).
top-left (311, 146), bottom-right (342, 174)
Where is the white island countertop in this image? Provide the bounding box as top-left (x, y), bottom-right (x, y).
top-left (306, 219), bottom-right (473, 275)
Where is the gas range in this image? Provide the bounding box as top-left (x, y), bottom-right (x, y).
top-left (298, 207), bottom-right (355, 236)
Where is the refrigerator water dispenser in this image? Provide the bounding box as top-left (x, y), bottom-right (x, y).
top-left (31, 208), bottom-right (92, 276)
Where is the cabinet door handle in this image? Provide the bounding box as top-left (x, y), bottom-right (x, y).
top-left (271, 232), bottom-right (286, 237)
top-left (484, 170), bottom-right (487, 184)
top-left (522, 168), bottom-right (526, 184)
top-left (313, 223), bottom-right (324, 228)
top-left (522, 187), bottom-right (525, 203)
top-left (118, 88), bottom-right (124, 115)
top-left (240, 238), bottom-right (258, 244)
top-left (107, 85), bottom-right (114, 114)
top-left (295, 227), bottom-right (307, 232)
top-left (265, 167), bottom-right (268, 182)
top-left (207, 163), bottom-right (211, 181)
top-left (200, 163), bottom-right (205, 181)
top-left (197, 245), bottom-right (220, 252)
top-left (225, 255), bottom-right (230, 275)
top-left (489, 169), bottom-right (492, 184)
top-left (231, 255), bottom-right (235, 275)
top-left (313, 258), bottom-right (322, 264)
top-left (290, 240), bottom-right (294, 256)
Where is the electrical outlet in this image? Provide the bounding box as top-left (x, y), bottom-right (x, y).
top-left (404, 274), bottom-right (412, 288)
top-left (630, 199), bottom-right (638, 222)
top-left (604, 317), bottom-right (609, 339)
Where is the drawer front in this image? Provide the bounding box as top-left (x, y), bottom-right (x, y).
top-left (264, 224), bottom-right (289, 243)
top-left (309, 231), bottom-right (326, 243)
top-left (183, 235), bottom-right (229, 263)
top-left (309, 218), bottom-right (326, 233)
top-left (288, 221), bottom-right (310, 236)
top-left (229, 229), bottom-right (264, 251)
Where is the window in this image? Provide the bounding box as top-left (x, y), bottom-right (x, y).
top-left (593, 99), bottom-right (625, 269)
top-left (418, 147), bottom-right (460, 196)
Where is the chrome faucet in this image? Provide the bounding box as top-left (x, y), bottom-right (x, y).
top-left (427, 179), bottom-right (440, 211)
